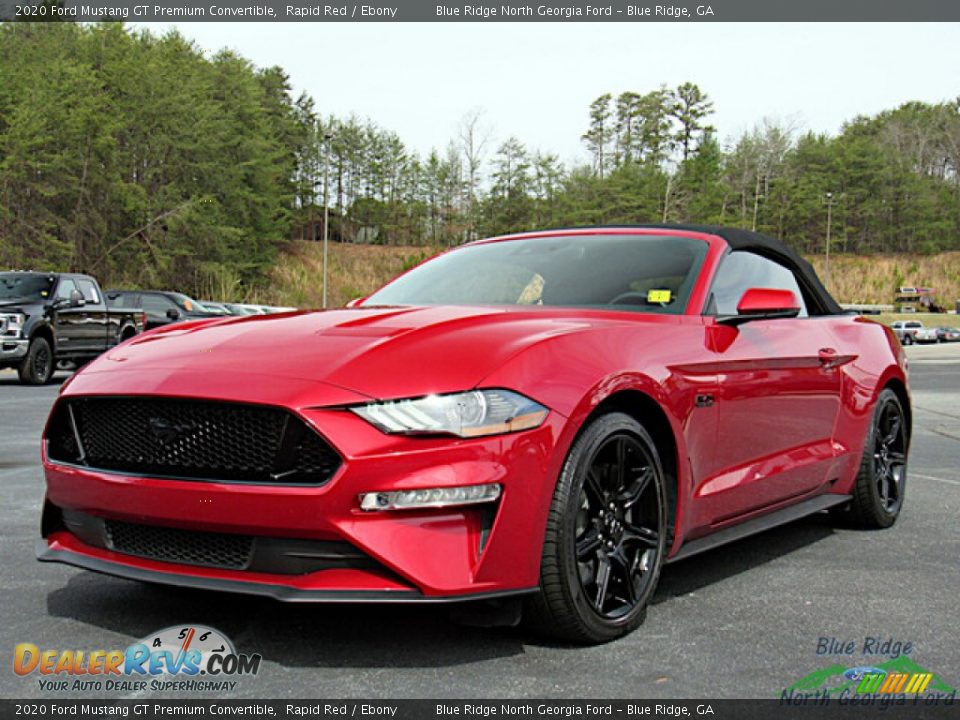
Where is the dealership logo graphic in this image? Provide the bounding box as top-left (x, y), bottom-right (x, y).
top-left (782, 653), bottom-right (956, 703)
top-left (853, 670), bottom-right (934, 695)
top-left (14, 625), bottom-right (261, 692)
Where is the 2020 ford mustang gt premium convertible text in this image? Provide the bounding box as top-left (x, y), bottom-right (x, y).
top-left (37, 226), bottom-right (910, 642)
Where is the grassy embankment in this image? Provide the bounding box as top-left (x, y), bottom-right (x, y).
top-left (807, 252), bottom-right (960, 308)
top-left (262, 242), bottom-right (435, 309)
top-left (265, 242), bottom-right (960, 322)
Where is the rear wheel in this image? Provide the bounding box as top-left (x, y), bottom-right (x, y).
top-left (18, 337), bottom-right (54, 385)
top-left (841, 388), bottom-right (908, 529)
top-left (525, 412), bottom-right (666, 643)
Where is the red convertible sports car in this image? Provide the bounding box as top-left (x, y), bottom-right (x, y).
top-left (38, 225), bottom-right (910, 642)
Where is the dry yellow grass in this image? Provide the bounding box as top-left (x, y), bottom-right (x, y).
top-left (263, 242), bottom-right (438, 309)
top-left (872, 313), bottom-right (955, 326)
top-left (262, 242), bottom-right (960, 311)
top-left (807, 252), bottom-right (960, 306)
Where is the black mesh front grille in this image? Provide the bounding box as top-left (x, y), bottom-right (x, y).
top-left (105, 520), bottom-right (253, 569)
top-left (298, 429), bottom-right (342, 478)
top-left (47, 397), bottom-right (341, 485)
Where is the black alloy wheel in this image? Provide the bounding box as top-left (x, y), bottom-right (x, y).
top-left (18, 337), bottom-right (54, 385)
top-left (526, 412), bottom-right (667, 643)
top-left (574, 434), bottom-right (662, 619)
top-left (841, 388), bottom-right (908, 529)
top-left (871, 394), bottom-right (907, 515)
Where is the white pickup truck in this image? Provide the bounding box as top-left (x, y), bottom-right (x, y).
top-left (890, 320), bottom-right (939, 345)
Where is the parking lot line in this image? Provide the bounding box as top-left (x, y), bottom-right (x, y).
top-left (914, 404), bottom-right (960, 420)
top-left (911, 471), bottom-right (960, 486)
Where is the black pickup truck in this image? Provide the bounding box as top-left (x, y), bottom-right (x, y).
top-left (0, 272), bottom-right (144, 385)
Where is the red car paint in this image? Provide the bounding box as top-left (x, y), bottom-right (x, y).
top-left (38, 227), bottom-right (909, 601)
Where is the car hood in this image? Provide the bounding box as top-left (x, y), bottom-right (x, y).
top-left (0, 299), bottom-right (33, 311)
top-left (85, 305), bottom-right (627, 401)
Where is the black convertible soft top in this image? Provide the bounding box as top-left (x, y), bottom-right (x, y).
top-left (654, 224), bottom-right (842, 315)
top-left (533, 224), bottom-right (843, 316)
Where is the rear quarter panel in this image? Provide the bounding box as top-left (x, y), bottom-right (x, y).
top-left (828, 316), bottom-right (910, 494)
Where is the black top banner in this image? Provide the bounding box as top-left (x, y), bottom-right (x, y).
top-left (0, 0), bottom-right (958, 21)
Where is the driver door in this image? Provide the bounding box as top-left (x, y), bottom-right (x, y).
top-left (141, 294), bottom-right (180, 329)
top-left (693, 252), bottom-right (845, 527)
top-left (52, 277), bottom-right (88, 354)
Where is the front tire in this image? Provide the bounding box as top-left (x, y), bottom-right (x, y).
top-left (119, 324), bottom-right (137, 343)
top-left (18, 337), bottom-right (54, 385)
top-left (902, 334), bottom-right (913, 346)
top-left (525, 412), bottom-right (667, 643)
top-left (843, 388), bottom-right (908, 529)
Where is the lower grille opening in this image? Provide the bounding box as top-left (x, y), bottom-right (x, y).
top-left (105, 520), bottom-right (253, 570)
top-left (56, 507), bottom-right (390, 576)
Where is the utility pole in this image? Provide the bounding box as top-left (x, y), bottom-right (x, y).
top-left (322, 131), bottom-right (333, 309)
top-left (662, 174), bottom-right (671, 222)
top-left (823, 191), bottom-right (836, 289)
top-left (751, 172), bottom-right (763, 232)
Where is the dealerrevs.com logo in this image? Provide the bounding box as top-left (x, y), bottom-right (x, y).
top-left (14, 625), bottom-right (261, 693)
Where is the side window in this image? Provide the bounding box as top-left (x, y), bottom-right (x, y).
top-left (56, 278), bottom-right (77, 300)
top-left (77, 279), bottom-right (100, 304)
top-left (709, 252), bottom-right (808, 317)
top-left (141, 294), bottom-right (175, 316)
top-left (108, 292), bottom-right (133, 308)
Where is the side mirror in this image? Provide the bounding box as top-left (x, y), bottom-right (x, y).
top-left (720, 288), bottom-right (800, 326)
top-left (166, 308), bottom-right (181, 320)
top-left (69, 289), bottom-right (85, 308)
top-left (345, 297), bottom-right (364, 308)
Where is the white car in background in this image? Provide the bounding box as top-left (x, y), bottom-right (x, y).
top-left (891, 320), bottom-right (938, 345)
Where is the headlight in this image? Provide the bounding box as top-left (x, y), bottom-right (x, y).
top-left (350, 389), bottom-right (548, 438)
top-left (1, 313), bottom-right (25, 337)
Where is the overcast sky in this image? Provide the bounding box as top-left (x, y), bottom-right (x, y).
top-left (139, 22), bottom-right (959, 165)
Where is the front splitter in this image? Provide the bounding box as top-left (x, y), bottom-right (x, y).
top-left (37, 538), bottom-right (538, 604)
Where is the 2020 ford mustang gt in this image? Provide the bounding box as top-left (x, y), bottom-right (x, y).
top-left (38, 225), bottom-right (910, 642)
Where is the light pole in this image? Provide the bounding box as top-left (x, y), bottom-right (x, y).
top-left (823, 191), bottom-right (835, 290)
top-left (322, 131), bottom-right (333, 309)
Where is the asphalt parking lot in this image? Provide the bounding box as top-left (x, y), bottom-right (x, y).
top-left (1, 343), bottom-right (958, 700)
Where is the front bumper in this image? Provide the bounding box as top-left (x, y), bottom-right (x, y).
top-left (1, 338), bottom-right (28, 360)
top-left (36, 537), bottom-right (535, 603)
top-left (39, 372), bottom-right (566, 600)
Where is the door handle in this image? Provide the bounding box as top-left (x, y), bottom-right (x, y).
top-left (818, 347), bottom-right (846, 369)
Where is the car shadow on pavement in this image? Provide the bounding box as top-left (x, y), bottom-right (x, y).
top-left (46, 513), bottom-right (838, 665)
top-left (653, 512), bottom-right (836, 603)
top-left (46, 574), bottom-right (525, 667)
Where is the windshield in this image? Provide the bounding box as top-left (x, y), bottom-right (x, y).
top-left (200, 302), bottom-right (231, 315)
top-left (168, 292), bottom-right (204, 312)
top-left (364, 234), bottom-right (708, 314)
top-left (0, 273), bottom-right (56, 301)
